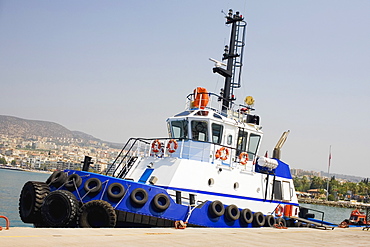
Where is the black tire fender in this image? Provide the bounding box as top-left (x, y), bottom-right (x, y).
top-left (252, 212), bottom-right (265, 227)
top-left (225, 204), bottom-right (240, 221)
top-left (19, 181), bottom-right (50, 224)
top-left (240, 208), bottom-right (253, 224)
top-left (208, 200), bottom-right (225, 218)
top-left (84, 177), bottom-right (102, 194)
top-left (130, 188), bottom-right (148, 206)
top-left (78, 200), bottom-right (116, 228)
top-left (107, 183), bottom-right (125, 201)
top-left (151, 193), bottom-right (170, 212)
top-left (41, 190), bottom-right (79, 227)
top-left (264, 215), bottom-right (276, 227)
top-left (276, 217), bottom-right (287, 227)
top-left (46, 171), bottom-right (67, 188)
top-left (65, 174), bottom-right (82, 191)
top-left (295, 221), bottom-right (303, 227)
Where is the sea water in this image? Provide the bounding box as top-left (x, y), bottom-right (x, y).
top-left (0, 169), bottom-right (50, 227)
top-left (0, 169), bottom-right (356, 227)
top-left (300, 203), bottom-right (354, 224)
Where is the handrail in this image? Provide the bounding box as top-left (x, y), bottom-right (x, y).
top-left (103, 137), bottom-right (257, 178)
top-left (299, 205), bottom-right (326, 225)
top-left (185, 92), bottom-right (255, 114)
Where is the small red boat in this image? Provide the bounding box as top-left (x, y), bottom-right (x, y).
top-left (339, 209), bottom-right (368, 227)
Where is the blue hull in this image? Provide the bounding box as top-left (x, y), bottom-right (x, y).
top-left (55, 170), bottom-right (257, 228)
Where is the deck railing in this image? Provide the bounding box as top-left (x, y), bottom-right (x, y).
top-left (104, 137), bottom-right (255, 178)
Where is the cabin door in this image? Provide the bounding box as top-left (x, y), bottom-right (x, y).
top-left (282, 181), bottom-right (292, 201)
top-left (236, 128), bottom-right (248, 157)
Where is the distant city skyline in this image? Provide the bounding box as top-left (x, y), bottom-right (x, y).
top-left (1, 1), bottom-right (369, 177)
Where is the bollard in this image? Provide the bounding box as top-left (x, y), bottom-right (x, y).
top-left (0, 215), bottom-right (10, 231)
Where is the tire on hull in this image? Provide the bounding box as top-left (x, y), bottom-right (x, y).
top-left (252, 212), bottom-right (265, 227)
top-left (264, 215), bottom-right (276, 227)
top-left (240, 208), bottom-right (253, 224)
top-left (208, 200), bottom-right (225, 218)
top-left (41, 190), bottom-right (79, 227)
top-left (46, 171), bottom-right (67, 188)
top-left (78, 200), bottom-right (116, 228)
top-left (64, 174), bottom-right (83, 191)
top-left (19, 181), bottom-right (50, 224)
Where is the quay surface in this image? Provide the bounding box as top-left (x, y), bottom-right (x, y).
top-left (1, 227), bottom-right (369, 246)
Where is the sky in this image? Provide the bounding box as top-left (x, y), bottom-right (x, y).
top-left (1, 0), bottom-right (370, 178)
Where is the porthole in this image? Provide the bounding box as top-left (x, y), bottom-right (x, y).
top-left (257, 187), bottom-right (261, 193)
top-left (208, 178), bottom-right (214, 187)
top-left (234, 182), bottom-right (239, 190)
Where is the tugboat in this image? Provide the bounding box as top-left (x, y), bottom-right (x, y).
top-left (19, 10), bottom-right (301, 228)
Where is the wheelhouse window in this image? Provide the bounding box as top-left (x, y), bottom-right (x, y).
top-left (191, 120), bottom-right (208, 142)
top-left (273, 180), bottom-right (283, 200)
top-left (170, 120), bottom-right (188, 139)
top-left (247, 134), bottom-right (261, 160)
top-left (236, 129), bottom-right (248, 156)
top-left (211, 123), bottom-right (223, 144)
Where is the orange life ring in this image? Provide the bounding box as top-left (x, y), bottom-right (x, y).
top-left (166, 139), bottom-right (178, 153)
top-left (239, 152), bottom-right (249, 165)
top-left (215, 147), bottom-right (229, 161)
top-left (275, 205), bottom-right (284, 217)
top-left (151, 139), bottom-right (162, 153)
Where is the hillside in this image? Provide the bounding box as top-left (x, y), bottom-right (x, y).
top-left (0, 115), bottom-right (121, 148)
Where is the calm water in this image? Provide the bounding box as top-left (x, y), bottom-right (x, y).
top-left (300, 203), bottom-right (354, 224)
top-left (0, 169), bottom-right (50, 227)
top-left (0, 169), bottom-right (354, 227)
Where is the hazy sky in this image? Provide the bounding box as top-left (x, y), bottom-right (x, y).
top-left (1, 1), bottom-right (369, 177)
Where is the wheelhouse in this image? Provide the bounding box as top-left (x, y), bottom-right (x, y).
top-left (167, 106), bottom-right (263, 163)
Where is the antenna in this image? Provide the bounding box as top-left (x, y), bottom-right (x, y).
top-left (211, 9), bottom-right (246, 113)
top-left (209, 58), bottom-right (227, 67)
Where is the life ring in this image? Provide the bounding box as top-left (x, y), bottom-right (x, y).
top-left (225, 204), bottom-right (240, 221)
top-left (64, 174), bottom-right (82, 191)
top-left (264, 215), bottom-right (276, 227)
top-left (240, 208), bottom-right (253, 224)
top-left (107, 183), bottom-right (125, 201)
top-left (151, 193), bottom-right (170, 212)
top-left (208, 200), bottom-right (225, 217)
top-left (19, 181), bottom-right (50, 224)
top-left (275, 205), bottom-right (284, 217)
top-left (41, 190), bottom-right (79, 227)
top-left (151, 139), bottom-right (162, 153)
top-left (239, 152), bottom-right (249, 165)
top-left (84, 177), bottom-right (102, 194)
top-left (130, 188), bottom-right (148, 206)
top-left (215, 147), bottom-right (229, 161)
top-left (166, 139), bottom-right (178, 153)
top-left (252, 212), bottom-right (265, 227)
top-left (46, 171), bottom-right (67, 188)
top-left (78, 200), bottom-right (117, 228)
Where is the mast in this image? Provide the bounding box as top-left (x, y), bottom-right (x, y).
top-left (213, 9), bottom-right (246, 112)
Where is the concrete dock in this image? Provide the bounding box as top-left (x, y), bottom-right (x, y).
top-left (1, 227), bottom-right (369, 246)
